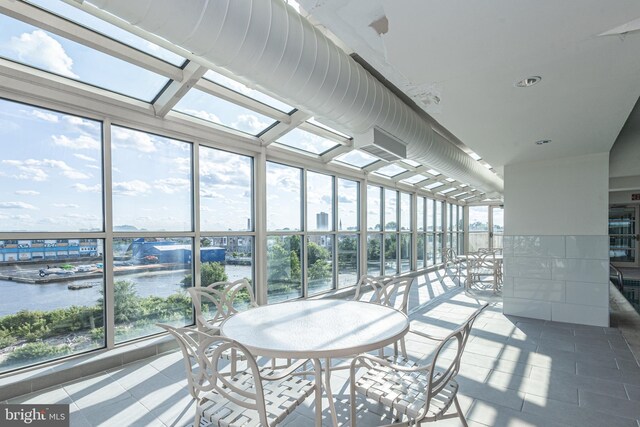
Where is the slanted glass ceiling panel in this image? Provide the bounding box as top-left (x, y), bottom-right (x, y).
top-left (333, 150), bottom-right (378, 168)
top-left (400, 174), bottom-right (428, 185)
top-left (307, 117), bottom-right (351, 139)
top-left (204, 70), bottom-right (293, 113)
top-left (0, 15), bottom-right (169, 101)
top-left (276, 127), bottom-right (340, 155)
top-left (425, 182), bottom-right (444, 190)
top-left (26, 0), bottom-right (185, 66)
top-left (439, 188), bottom-right (456, 194)
top-left (427, 169), bottom-right (441, 176)
top-left (173, 88), bottom-right (275, 135)
top-left (400, 159), bottom-right (421, 168)
top-left (375, 163), bottom-right (407, 177)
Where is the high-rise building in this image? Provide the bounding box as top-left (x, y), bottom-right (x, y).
top-left (316, 212), bottom-right (329, 230)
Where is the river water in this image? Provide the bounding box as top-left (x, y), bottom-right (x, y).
top-left (0, 265), bottom-right (252, 317)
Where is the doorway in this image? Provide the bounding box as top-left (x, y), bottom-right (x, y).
top-left (609, 206), bottom-right (639, 267)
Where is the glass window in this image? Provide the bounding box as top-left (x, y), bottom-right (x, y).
top-left (333, 150), bottom-right (379, 168)
top-left (436, 233), bottom-right (443, 264)
top-left (307, 171), bottom-right (333, 231)
top-left (425, 182), bottom-right (444, 190)
top-left (426, 198), bottom-right (434, 232)
top-left (199, 236), bottom-right (253, 287)
top-left (417, 197), bottom-right (425, 232)
top-left (435, 201), bottom-right (443, 232)
top-left (416, 234), bottom-right (425, 269)
top-left (204, 70), bottom-right (292, 112)
top-left (400, 192), bottom-right (411, 231)
top-left (200, 147), bottom-right (252, 231)
top-left (267, 235), bottom-right (302, 302)
top-left (0, 238), bottom-right (104, 373)
top-left (427, 234), bottom-right (434, 266)
top-left (111, 126), bottom-right (192, 232)
top-left (367, 234), bottom-right (382, 275)
top-left (338, 234), bottom-right (358, 288)
top-left (337, 178), bottom-right (358, 231)
top-left (173, 88), bottom-right (275, 135)
top-left (112, 237), bottom-right (193, 343)
top-left (307, 235), bottom-right (333, 295)
top-left (267, 163), bottom-right (301, 231)
top-left (384, 189), bottom-right (397, 231)
top-left (400, 234), bottom-right (411, 273)
top-left (469, 206), bottom-right (489, 231)
top-left (400, 174), bottom-right (428, 185)
top-left (384, 234), bottom-right (397, 275)
top-left (0, 15), bottom-right (169, 101)
top-left (27, 0), bottom-right (185, 66)
top-left (367, 185), bottom-right (381, 231)
top-left (375, 163), bottom-right (407, 178)
top-left (276, 127), bottom-right (341, 156)
top-left (0, 99), bottom-right (103, 232)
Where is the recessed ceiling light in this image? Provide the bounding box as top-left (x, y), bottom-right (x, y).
top-left (515, 76), bottom-right (541, 88)
top-left (535, 139), bottom-right (552, 145)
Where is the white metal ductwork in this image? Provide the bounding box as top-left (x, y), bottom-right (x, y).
top-left (80, 0), bottom-right (503, 195)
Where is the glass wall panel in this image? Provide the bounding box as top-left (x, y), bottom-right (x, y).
top-left (111, 126), bottom-right (192, 231)
top-left (427, 234), bottom-right (435, 266)
top-left (307, 235), bottom-right (333, 295)
top-left (426, 199), bottom-right (434, 232)
top-left (199, 236), bottom-right (253, 285)
top-left (0, 99), bottom-right (103, 232)
top-left (200, 147), bottom-right (252, 231)
top-left (417, 197), bottom-right (425, 232)
top-left (338, 234), bottom-right (358, 288)
top-left (367, 185), bottom-right (381, 231)
top-left (468, 205), bottom-right (489, 251)
top-left (307, 172), bottom-right (333, 231)
top-left (337, 179), bottom-right (358, 231)
top-left (384, 234), bottom-right (397, 275)
top-left (400, 233), bottom-right (411, 273)
top-left (492, 206), bottom-right (504, 249)
top-left (112, 237), bottom-right (193, 343)
top-left (436, 233), bottom-right (443, 264)
top-left (416, 234), bottom-right (425, 269)
top-left (267, 235), bottom-right (302, 302)
top-left (367, 234), bottom-right (382, 275)
top-left (267, 163), bottom-right (301, 231)
top-left (400, 192), bottom-right (411, 231)
top-left (384, 189), bottom-right (397, 231)
top-left (0, 238), bottom-right (105, 373)
top-left (435, 201), bottom-right (443, 232)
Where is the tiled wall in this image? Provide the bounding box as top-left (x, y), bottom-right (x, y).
top-left (502, 235), bottom-right (609, 327)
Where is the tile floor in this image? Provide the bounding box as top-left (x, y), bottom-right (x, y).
top-left (4, 270), bottom-right (640, 427)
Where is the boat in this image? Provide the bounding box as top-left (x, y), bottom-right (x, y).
top-left (68, 283), bottom-right (95, 290)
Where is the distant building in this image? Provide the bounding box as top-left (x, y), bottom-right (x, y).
top-left (316, 212), bottom-right (329, 230)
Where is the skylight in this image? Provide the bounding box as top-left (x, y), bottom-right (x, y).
top-left (0, 15), bottom-right (169, 102)
top-left (275, 127), bottom-right (341, 155)
top-left (459, 184), bottom-right (469, 188)
top-left (332, 149), bottom-right (379, 168)
top-left (400, 159), bottom-right (421, 168)
top-left (424, 182), bottom-right (444, 190)
top-left (445, 177), bottom-right (456, 183)
top-left (375, 163), bottom-right (408, 178)
top-left (439, 188), bottom-right (456, 194)
top-left (453, 192), bottom-right (468, 198)
top-left (173, 88), bottom-right (276, 135)
top-left (469, 152), bottom-right (482, 161)
top-left (400, 174), bottom-right (428, 185)
top-left (26, 0), bottom-right (186, 66)
top-left (204, 70), bottom-right (293, 113)
top-left (426, 169), bottom-right (441, 176)
top-left (307, 117), bottom-right (351, 139)
top-left (483, 163), bottom-right (493, 169)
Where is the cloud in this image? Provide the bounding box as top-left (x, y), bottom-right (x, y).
top-left (27, 109), bottom-right (59, 123)
top-left (14, 190), bottom-right (39, 196)
top-left (113, 180), bottom-right (151, 196)
top-left (73, 153), bottom-right (97, 162)
top-left (85, 165), bottom-right (100, 170)
top-left (154, 177), bottom-right (190, 194)
top-left (52, 203), bottom-right (79, 208)
top-left (338, 195), bottom-right (356, 204)
top-left (0, 201), bottom-right (37, 209)
top-left (2, 159), bottom-right (48, 181)
top-left (112, 127), bottom-right (156, 153)
top-left (63, 115), bottom-right (100, 130)
top-left (52, 134), bottom-right (100, 150)
top-left (72, 183), bottom-right (101, 193)
top-left (183, 109), bottom-right (222, 125)
top-left (7, 30), bottom-right (78, 78)
top-left (200, 189), bottom-right (225, 199)
top-left (232, 114), bottom-right (270, 134)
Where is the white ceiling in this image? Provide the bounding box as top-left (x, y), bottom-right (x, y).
top-left (298, 0), bottom-right (640, 175)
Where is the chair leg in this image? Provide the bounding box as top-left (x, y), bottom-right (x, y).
top-left (453, 395), bottom-right (468, 427)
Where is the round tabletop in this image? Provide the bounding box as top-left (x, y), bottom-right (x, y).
top-left (220, 300), bottom-right (409, 359)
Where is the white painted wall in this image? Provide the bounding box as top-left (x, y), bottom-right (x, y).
top-left (505, 152), bottom-right (609, 236)
top-left (503, 152), bottom-right (610, 326)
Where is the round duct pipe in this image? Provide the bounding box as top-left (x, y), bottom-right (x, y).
top-left (83, 0), bottom-right (503, 195)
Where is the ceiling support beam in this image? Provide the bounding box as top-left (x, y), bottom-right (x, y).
top-left (259, 110), bottom-right (311, 146)
top-left (153, 61), bottom-right (208, 117)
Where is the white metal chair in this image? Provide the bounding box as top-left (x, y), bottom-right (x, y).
top-left (194, 334), bottom-right (321, 427)
top-left (353, 275), bottom-right (393, 302)
top-left (465, 252), bottom-right (496, 291)
top-left (349, 303), bottom-right (488, 427)
top-left (443, 248), bottom-right (462, 282)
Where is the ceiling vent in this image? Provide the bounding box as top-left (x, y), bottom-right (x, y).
top-left (354, 126), bottom-right (406, 162)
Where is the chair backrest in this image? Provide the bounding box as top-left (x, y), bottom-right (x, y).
top-left (353, 275), bottom-right (393, 302)
top-left (156, 323), bottom-right (217, 398)
top-left (197, 335), bottom-right (271, 426)
top-left (187, 278), bottom-right (258, 331)
top-left (444, 248), bottom-right (457, 263)
top-left (369, 276), bottom-right (414, 314)
top-left (423, 303), bottom-right (488, 415)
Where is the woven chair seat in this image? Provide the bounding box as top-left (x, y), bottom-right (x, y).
top-left (198, 368), bottom-right (315, 427)
top-left (355, 357), bottom-right (459, 421)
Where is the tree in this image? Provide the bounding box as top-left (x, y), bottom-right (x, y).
top-left (181, 262), bottom-right (228, 287)
top-left (367, 237), bottom-right (380, 260)
top-left (98, 280), bottom-right (141, 323)
top-left (307, 241), bottom-right (331, 280)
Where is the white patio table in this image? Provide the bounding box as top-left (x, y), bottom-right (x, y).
top-left (457, 253), bottom-right (504, 291)
top-left (220, 299), bottom-right (410, 427)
